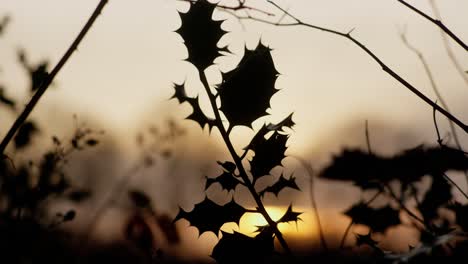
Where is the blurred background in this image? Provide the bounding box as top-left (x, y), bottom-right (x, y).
top-left (0, 0), bottom-right (467, 262)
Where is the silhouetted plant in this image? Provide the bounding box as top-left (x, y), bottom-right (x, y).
top-left (171, 0), bottom-right (299, 262)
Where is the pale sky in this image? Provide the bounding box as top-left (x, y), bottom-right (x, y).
top-left (1, 0), bottom-right (467, 154)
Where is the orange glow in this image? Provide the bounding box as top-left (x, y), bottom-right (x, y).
top-left (221, 206), bottom-right (316, 240)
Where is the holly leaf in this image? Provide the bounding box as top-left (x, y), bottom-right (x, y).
top-left (244, 113), bottom-right (294, 151)
top-left (259, 174), bottom-right (299, 197)
top-left (174, 197), bottom-right (246, 235)
top-left (319, 149), bottom-right (389, 190)
top-left (418, 174), bottom-right (452, 221)
top-left (176, 0), bottom-right (227, 70)
top-left (183, 97), bottom-right (215, 131)
top-left (218, 43), bottom-right (279, 127)
top-left (249, 131), bottom-right (288, 182)
top-left (344, 203), bottom-right (400, 233)
top-left (217, 161), bottom-right (236, 173)
top-left (14, 121), bottom-right (39, 149)
top-left (265, 113), bottom-right (295, 132)
top-left (171, 82), bottom-right (190, 104)
top-left (211, 231), bottom-right (274, 264)
top-left (205, 171), bottom-right (240, 192)
top-left (277, 204), bottom-right (302, 224)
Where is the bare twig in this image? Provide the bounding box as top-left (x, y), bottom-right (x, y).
top-left (290, 155), bottom-right (328, 251)
top-left (396, 0), bottom-right (467, 51)
top-left (227, 0), bottom-right (468, 134)
top-left (0, 0), bottom-right (108, 155)
top-left (178, 0), bottom-right (275, 16)
top-left (400, 30), bottom-right (462, 149)
top-left (442, 173), bottom-right (468, 201)
top-left (429, 0), bottom-right (468, 86)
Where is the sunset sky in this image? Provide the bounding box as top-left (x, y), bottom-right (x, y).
top-left (1, 0), bottom-right (466, 152)
top-left (0, 0), bottom-right (467, 259)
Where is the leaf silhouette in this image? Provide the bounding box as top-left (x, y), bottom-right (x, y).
top-left (245, 113), bottom-right (294, 151)
top-left (14, 121), bottom-right (39, 149)
top-left (176, 0), bottom-right (227, 70)
top-left (418, 174), bottom-right (452, 221)
top-left (217, 160), bottom-right (236, 173)
top-left (30, 62), bottom-right (48, 92)
top-left (218, 43), bottom-right (279, 127)
top-left (259, 174), bottom-right (299, 197)
top-left (174, 197), bottom-right (246, 235)
top-left (171, 82), bottom-right (215, 130)
top-left (249, 131), bottom-right (288, 182)
top-left (205, 171), bottom-right (240, 192)
top-left (211, 230), bottom-right (274, 264)
top-left (320, 145), bottom-right (468, 189)
top-left (277, 204), bottom-right (302, 224)
top-left (344, 203), bottom-right (400, 233)
top-left (186, 97), bottom-right (216, 131)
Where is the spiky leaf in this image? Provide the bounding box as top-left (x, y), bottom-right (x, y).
top-left (218, 43), bottom-right (279, 127)
top-left (344, 203), bottom-right (400, 233)
top-left (176, 0), bottom-right (227, 70)
top-left (171, 82), bottom-right (190, 104)
top-left (211, 231), bottom-right (274, 264)
top-left (174, 197), bottom-right (246, 235)
top-left (245, 113), bottom-right (294, 151)
top-left (249, 131), bottom-right (288, 181)
top-left (186, 97), bottom-right (216, 131)
top-left (205, 171), bottom-right (240, 192)
top-left (277, 205), bottom-right (302, 224)
top-left (259, 174), bottom-right (299, 197)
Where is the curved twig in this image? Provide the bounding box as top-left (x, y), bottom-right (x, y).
top-left (396, 0), bottom-right (467, 51)
top-left (227, 0), bottom-right (468, 134)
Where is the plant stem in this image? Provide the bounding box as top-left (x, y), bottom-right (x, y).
top-left (198, 70), bottom-right (292, 254)
top-left (397, 0), bottom-right (467, 51)
top-left (228, 1), bottom-right (468, 134)
top-left (0, 0), bottom-right (108, 155)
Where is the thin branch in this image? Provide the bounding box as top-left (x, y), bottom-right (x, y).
top-left (396, 0), bottom-right (467, 51)
top-left (400, 30), bottom-right (463, 149)
top-left (178, 0), bottom-right (275, 16)
top-left (290, 155), bottom-right (328, 251)
top-left (384, 183), bottom-right (426, 225)
top-left (429, 0), bottom-right (468, 86)
top-left (443, 173), bottom-right (468, 201)
top-left (365, 120), bottom-right (372, 154)
top-left (0, 0), bottom-right (108, 155)
top-left (198, 70), bottom-right (292, 254)
top-left (228, 0), bottom-right (468, 134)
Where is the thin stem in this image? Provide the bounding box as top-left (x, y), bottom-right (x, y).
top-left (229, 1), bottom-right (468, 134)
top-left (400, 30), bottom-right (468, 187)
top-left (396, 0), bottom-right (467, 51)
top-left (443, 173), bottom-right (468, 201)
top-left (400, 30), bottom-right (463, 150)
top-left (291, 155), bottom-right (328, 251)
top-left (0, 0), bottom-right (108, 155)
top-left (198, 70), bottom-right (292, 254)
top-left (384, 184), bottom-right (426, 225)
top-left (428, 0), bottom-right (468, 87)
